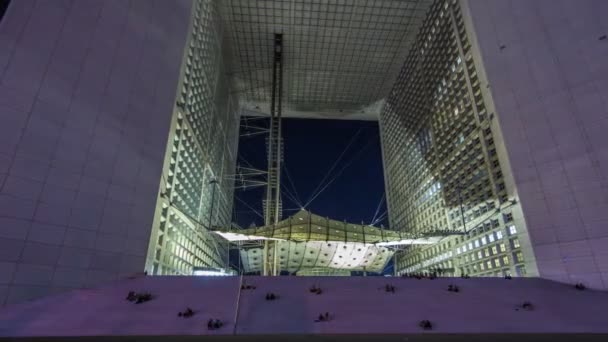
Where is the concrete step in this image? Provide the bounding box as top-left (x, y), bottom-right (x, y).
top-left (0, 275), bottom-right (607, 336)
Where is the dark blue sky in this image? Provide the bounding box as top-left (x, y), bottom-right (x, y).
top-left (233, 118), bottom-right (387, 229)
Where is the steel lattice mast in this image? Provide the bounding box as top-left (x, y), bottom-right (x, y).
top-left (263, 33), bottom-right (284, 276)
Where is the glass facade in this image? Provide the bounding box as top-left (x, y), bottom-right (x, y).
top-left (380, 0), bottom-right (535, 278)
top-left (145, 0), bottom-right (240, 275)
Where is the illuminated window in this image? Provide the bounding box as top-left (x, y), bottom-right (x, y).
top-left (477, 251), bottom-right (482, 259)
top-left (456, 247), bottom-right (461, 254)
top-left (480, 263), bottom-right (485, 271)
top-left (517, 265), bottom-right (527, 275)
top-left (468, 242), bottom-right (473, 250)
top-left (512, 238), bottom-right (520, 248)
top-left (494, 259), bottom-right (500, 267)
top-left (486, 261), bottom-right (493, 269)
top-left (499, 243), bottom-right (506, 252)
top-left (509, 225), bottom-right (517, 235)
top-left (481, 236), bottom-right (487, 245)
top-left (488, 234), bottom-right (494, 243)
top-left (496, 231), bottom-right (503, 239)
top-left (474, 240), bottom-right (480, 248)
top-left (503, 256), bottom-right (510, 265)
top-left (484, 249), bottom-right (490, 257)
top-left (491, 246), bottom-right (498, 254)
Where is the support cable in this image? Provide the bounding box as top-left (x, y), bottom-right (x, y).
top-left (281, 188), bottom-right (302, 209)
top-left (283, 163), bottom-right (302, 207)
top-left (372, 211), bottom-right (388, 226)
top-left (234, 195), bottom-right (264, 220)
top-left (235, 183), bottom-right (267, 191)
top-left (281, 173), bottom-right (303, 207)
top-left (238, 155), bottom-right (256, 169)
top-left (304, 135), bottom-right (375, 208)
top-left (370, 193), bottom-right (385, 225)
top-left (372, 207), bottom-right (388, 225)
top-left (304, 128), bottom-right (362, 206)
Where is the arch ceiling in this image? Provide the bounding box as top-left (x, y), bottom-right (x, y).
top-left (220, 0), bottom-right (432, 120)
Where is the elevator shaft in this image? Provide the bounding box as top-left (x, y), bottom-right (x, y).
top-left (263, 33), bottom-right (283, 276)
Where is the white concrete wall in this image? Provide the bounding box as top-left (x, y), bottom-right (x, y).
top-left (464, 0), bottom-right (608, 288)
top-left (0, 0), bottom-right (194, 305)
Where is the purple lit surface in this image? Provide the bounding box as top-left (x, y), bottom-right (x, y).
top-left (1, 276), bottom-right (607, 336)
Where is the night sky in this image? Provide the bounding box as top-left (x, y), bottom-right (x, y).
top-left (233, 117), bottom-right (387, 230)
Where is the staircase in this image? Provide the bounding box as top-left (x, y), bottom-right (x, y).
top-left (1, 275), bottom-right (607, 337)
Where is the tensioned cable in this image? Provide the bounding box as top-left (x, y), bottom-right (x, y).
top-left (281, 188), bottom-right (302, 208)
top-left (303, 138), bottom-right (373, 208)
top-left (280, 165), bottom-right (302, 207)
top-left (370, 193), bottom-right (385, 224)
top-left (282, 188), bottom-right (301, 207)
top-left (304, 128), bottom-right (363, 206)
top-left (235, 183), bottom-right (266, 190)
top-left (372, 215), bottom-right (388, 227)
top-left (234, 195), bottom-right (264, 219)
top-left (372, 210), bottom-right (389, 226)
top-left (237, 155), bottom-right (257, 169)
top-left (235, 209), bottom-right (265, 214)
top-left (373, 208), bottom-right (388, 222)
top-left (304, 134), bottom-right (375, 208)
top-left (283, 162), bottom-right (302, 207)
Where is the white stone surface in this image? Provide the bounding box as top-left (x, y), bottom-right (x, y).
top-left (0, 0), bottom-right (195, 305)
top-left (465, 0), bottom-right (608, 287)
top-left (1, 276), bottom-right (608, 336)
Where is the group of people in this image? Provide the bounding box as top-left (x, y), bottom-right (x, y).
top-left (384, 284), bottom-right (396, 293)
top-left (314, 312), bottom-right (332, 322)
top-left (309, 285), bottom-right (323, 295)
top-left (402, 273), bottom-right (438, 280)
top-left (419, 320), bottom-right (433, 330)
top-left (241, 282), bottom-right (256, 290)
top-left (447, 284), bottom-right (460, 293)
top-left (265, 292), bottom-right (278, 301)
top-left (126, 291), bottom-right (152, 304)
top-left (207, 319), bottom-right (223, 330)
top-left (515, 301), bottom-right (534, 311)
top-left (178, 308), bottom-right (194, 318)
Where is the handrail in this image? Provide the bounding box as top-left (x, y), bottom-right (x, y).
top-left (232, 275), bottom-right (244, 335)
